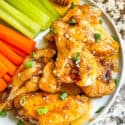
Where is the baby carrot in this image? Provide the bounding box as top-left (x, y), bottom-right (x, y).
top-left (3, 74), bottom-right (11, 83)
top-left (0, 61), bottom-right (8, 78)
top-left (0, 78), bottom-right (7, 92)
top-left (0, 40), bottom-right (23, 65)
top-left (0, 54), bottom-right (17, 75)
top-left (0, 24), bottom-right (35, 54)
top-left (6, 44), bottom-right (26, 57)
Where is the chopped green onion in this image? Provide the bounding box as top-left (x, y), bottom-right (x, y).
top-left (70, 2), bottom-right (76, 9)
top-left (0, 110), bottom-right (7, 117)
top-left (100, 19), bottom-right (103, 24)
top-left (31, 51), bottom-right (35, 58)
top-left (68, 18), bottom-right (76, 25)
top-left (112, 35), bottom-right (118, 41)
top-left (114, 78), bottom-right (119, 86)
top-left (37, 107), bottom-right (48, 115)
top-left (25, 61), bottom-right (35, 68)
top-left (94, 33), bottom-right (101, 42)
top-left (50, 27), bottom-right (58, 34)
top-left (17, 120), bottom-right (24, 125)
top-left (74, 52), bottom-right (81, 62)
top-left (60, 92), bottom-right (68, 100)
top-left (20, 96), bottom-right (27, 106)
top-left (95, 106), bottom-right (105, 113)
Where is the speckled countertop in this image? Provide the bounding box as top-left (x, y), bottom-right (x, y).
top-left (92, 0), bottom-right (125, 124)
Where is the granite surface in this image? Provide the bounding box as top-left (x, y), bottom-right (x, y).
top-left (92, 0), bottom-right (125, 124)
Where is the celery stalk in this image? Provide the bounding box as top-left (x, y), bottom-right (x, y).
top-left (30, 0), bottom-right (53, 18)
top-left (39, 0), bottom-right (60, 19)
top-left (0, 0), bottom-right (40, 33)
top-left (0, 9), bottom-right (35, 38)
top-left (30, 0), bottom-right (59, 30)
top-left (7, 0), bottom-right (51, 29)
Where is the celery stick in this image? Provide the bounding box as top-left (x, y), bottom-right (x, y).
top-left (0, 0), bottom-right (40, 33)
top-left (7, 0), bottom-right (51, 28)
top-left (30, 0), bottom-right (53, 18)
top-left (39, 0), bottom-right (60, 19)
top-left (0, 9), bottom-right (35, 38)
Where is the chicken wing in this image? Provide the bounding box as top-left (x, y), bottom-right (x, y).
top-left (0, 49), bottom-right (56, 111)
top-left (13, 93), bottom-right (90, 125)
top-left (39, 60), bottom-right (60, 93)
top-left (82, 79), bottom-right (115, 98)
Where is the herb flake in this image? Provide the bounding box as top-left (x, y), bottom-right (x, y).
top-left (0, 110), bottom-right (7, 117)
top-left (94, 33), bottom-right (101, 42)
top-left (70, 2), bottom-right (76, 9)
top-left (68, 18), bottom-right (76, 25)
top-left (95, 106), bottom-right (105, 113)
top-left (60, 92), bottom-right (68, 100)
top-left (37, 107), bottom-right (48, 115)
top-left (25, 61), bottom-right (35, 68)
top-left (17, 120), bottom-right (24, 125)
top-left (114, 78), bottom-right (119, 86)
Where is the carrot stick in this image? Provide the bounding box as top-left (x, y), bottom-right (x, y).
top-left (0, 61), bottom-right (8, 78)
top-left (0, 54), bottom-right (17, 75)
top-left (0, 40), bottom-right (23, 65)
top-left (0, 78), bottom-right (7, 92)
top-left (3, 74), bottom-right (11, 83)
top-left (0, 24), bottom-right (35, 54)
top-left (6, 43), bottom-right (26, 57)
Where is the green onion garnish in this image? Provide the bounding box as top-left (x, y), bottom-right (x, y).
top-left (100, 19), bottom-right (103, 24)
top-left (25, 61), bottom-right (35, 68)
top-left (68, 18), bottom-right (76, 25)
top-left (17, 120), bottom-right (24, 125)
top-left (114, 78), bottom-right (119, 86)
top-left (95, 106), bottom-right (105, 113)
top-left (50, 27), bottom-right (58, 34)
top-left (94, 33), bottom-right (101, 42)
top-left (70, 2), bottom-right (76, 9)
top-left (20, 96), bottom-right (27, 106)
top-left (74, 52), bottom-right (81, 62)
top-left (60, 92), bottom-right (68, 100)
top-left (0, 110), bottom-right (7, 117)
top-left (37, 107), bottom-right (48, 115)
top-left (112, 35), bottom-right (118, 41)
top-left (31, 51), bottom-right (35, 58)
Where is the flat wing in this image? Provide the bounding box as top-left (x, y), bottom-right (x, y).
top-left (82, 79), bottom-right (115, 98)
top-left (13, 93), bottom-right (90, 125)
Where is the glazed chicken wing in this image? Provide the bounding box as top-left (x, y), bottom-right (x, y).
top-left (39, 60), bottom-right (60, 93)
top-left (13, 93), bottom-right (90, 125)
top-left (0, 49), bottom-right (56, 110)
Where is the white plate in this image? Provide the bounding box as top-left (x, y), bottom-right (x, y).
top-left (0, 0), bottom-right (124, 125)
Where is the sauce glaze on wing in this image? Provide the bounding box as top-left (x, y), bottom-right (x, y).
top-left (13, 93), bottom-right (90, 125)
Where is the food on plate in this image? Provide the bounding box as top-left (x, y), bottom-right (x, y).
top-left (0, 3), bottom-right (120, 125)
top-left (13, 93), bottom-right (90, 125)
top-left (0, 0), bottom-right (59, 38)
top-left (0, 24), bottom-right (35, 92)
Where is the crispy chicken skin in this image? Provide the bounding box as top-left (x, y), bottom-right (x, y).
top-left (82, 80), bottom-right (115, 98)
top-left (39, 60), bottom-right (61, 93)
top-left (13, 93), bottom-right (90, 125)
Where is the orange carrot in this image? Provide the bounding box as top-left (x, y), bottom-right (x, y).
top-left (3, 74), bottom-right (11, 83)
top-left (0, 78), bottom-right (7, 92)
top-left (0, 53), bottom-right (17, 75)
top-left (6, 43), bottom-right (26, 57)
top-left (0, 24), bottom-right (35, 54)
top-left (0, 40), bottom-right (23, 65)
top-left (0, 61), bottom-right (8, 78)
